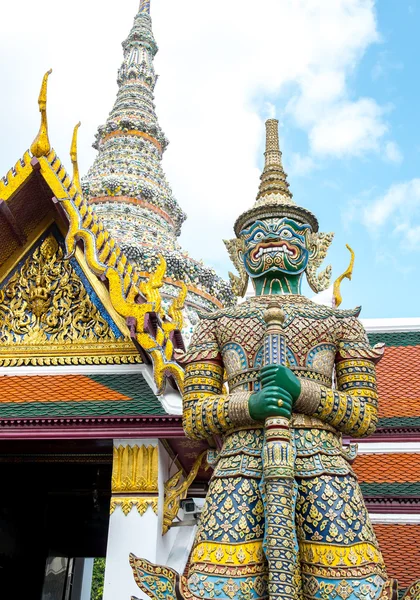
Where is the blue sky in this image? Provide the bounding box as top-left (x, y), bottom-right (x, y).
top-left (288, 0), bottom-right (420, 316)
top-left (0, 0), bottom-right (419, 318)
top-left (276, 1), bottom-right (420, 316)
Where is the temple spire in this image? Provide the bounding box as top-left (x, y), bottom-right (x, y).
top-left (256, 119), bottom-right (293, 205)
top-left (139, 0), bottom-right (150, 13)
top-left (79, 0), bottom-right (236, 311)
top-left (83, 1), bottom-right (186, 248)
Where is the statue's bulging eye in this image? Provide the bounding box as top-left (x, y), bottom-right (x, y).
top-left (280, 229), bottom-right (293, 238)
top-left (254, 232), bottom-right (264, 241)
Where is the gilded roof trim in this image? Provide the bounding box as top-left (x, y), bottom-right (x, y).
top-left (0, 151), bottom-right (34, 202)
top-left (0, 148), bottom-right (186, 393)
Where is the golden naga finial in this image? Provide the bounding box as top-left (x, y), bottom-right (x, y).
top-left (70, 122), bottom-right (82, 194)
top-left (30, 69), bottom-right (53, 158)
top-left (333, 244), bottom-right (355, 308)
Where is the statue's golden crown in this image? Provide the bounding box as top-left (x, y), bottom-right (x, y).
top-left (234, 119), bottom-right (319, 236)
top-left (225, 119), bottom-right (334, 298)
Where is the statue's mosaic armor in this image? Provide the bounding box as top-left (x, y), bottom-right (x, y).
top-left (182, 294), bottom-right (392, 600)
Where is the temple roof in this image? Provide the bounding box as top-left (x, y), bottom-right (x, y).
top-left (355, 453), bottom-right (420, 483)
top-left (0, 373), bottom-right (166, 419)
top-left (0, 141), bottom-right (186, 396)
top-left (366, 331), bottom-right (420, 432)
top-left (0, 62), bottom-right (231, 436)
top-left (377, 346), bottom-right (420, 427)
top-left (372, 524), bottom-right (420, 593)
top-left (354, 453), bottom-right (420, 500)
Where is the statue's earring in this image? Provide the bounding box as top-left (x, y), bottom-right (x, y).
top-left (223, 238), bottom-right (249, 298)
top-left (305, 231), bottom-right (334, 293)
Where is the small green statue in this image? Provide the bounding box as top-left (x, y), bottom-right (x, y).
top-left (131, 120), bottom-right (399, 600)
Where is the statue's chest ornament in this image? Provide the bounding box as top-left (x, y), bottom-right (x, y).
top-left (221, 304), bottom-right (338, 392)
top-left (307, 343), bottom-right (336, 375)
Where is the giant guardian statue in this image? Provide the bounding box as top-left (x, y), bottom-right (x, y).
top-left (131, 120), bottom-right (397, 600)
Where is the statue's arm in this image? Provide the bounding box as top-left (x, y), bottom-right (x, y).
top-left (295, 316), bottom-right (384, 438)
top-left (181, 318), bottom-right (255, 441)
top-left (183, 360), bottom-right (255, 440)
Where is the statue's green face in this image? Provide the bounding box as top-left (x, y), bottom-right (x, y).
top-left (240, 217), bottom-right (310, 278)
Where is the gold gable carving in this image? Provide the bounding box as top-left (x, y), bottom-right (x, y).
top-left (0, 234), bottom-right (141, 366)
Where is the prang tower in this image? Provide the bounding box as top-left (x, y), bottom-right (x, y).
top-left (83, 0), bottom-right (233, 338)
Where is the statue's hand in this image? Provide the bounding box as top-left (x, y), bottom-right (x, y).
top-left (249, 386), bottom-right (293, 421)
top-left (258, 364), bottom-right (301, 402)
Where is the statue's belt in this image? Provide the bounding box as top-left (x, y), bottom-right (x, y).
top-left (225, 414), bottom-right (338, 434)
top-left (228, 367), bottom-right (332, 391)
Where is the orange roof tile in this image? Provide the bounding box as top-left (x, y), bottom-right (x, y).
top-left (373, 524), bottom-right (420, 588)
top-left (377, 346), bottom-right (420, 418)
top-left (353, 453), bottom-right (420, 483)
top-left (0, 375), bottom-right (130, 403)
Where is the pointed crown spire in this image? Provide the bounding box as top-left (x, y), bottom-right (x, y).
top-left (234, 119), bottom-right (318, 235)
top-left (256, 119), bottom-right (293, 205)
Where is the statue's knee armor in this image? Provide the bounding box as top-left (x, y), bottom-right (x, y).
top-left (296, 473), bottom-right (389, 600)
top-left (187, 474), bottom-right (268, 600)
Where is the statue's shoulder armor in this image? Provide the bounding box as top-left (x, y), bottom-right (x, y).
top-left (279, 297), bottom-right (361, 321)
top-left (197, 298), bottom-right (361, 325)
top-left (197, 299), bottom-right (259, 322)
top-left (319, 304), bottom-right (361, 320)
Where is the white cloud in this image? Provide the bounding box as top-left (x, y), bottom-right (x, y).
top-left (309, 98), bottom-right (388, 157)
top-left (404, 225), bottom-right (420, 249)
top-left (0, 0), bottom-right (387, 273)
top-left (290, 153), bottom-right (316, 176)
top-left (363, 179), bottom-right (420, 227)
top-left (354, 179), bottom-right (420, 250)
top-left (384, 141), bottom-right (403, 164)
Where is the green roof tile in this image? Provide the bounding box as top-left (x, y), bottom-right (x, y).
top-left (378, 417), bottom-right (420, 429)
top-left (361, 482), bottom-right (420, 497)
top-left (0, 373), bottom-right (167, 419)
top-left (88, 373), bottom-right (156, 400)
top-left (368, 331), bottom-right (420, 347)
top-left (0, 399), bottom-right (166, 419)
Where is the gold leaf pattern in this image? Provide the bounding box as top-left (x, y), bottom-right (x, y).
top-left (112, 445), bottom-right (158, 494)
top-left (0, 234), bottom-right (118, 346)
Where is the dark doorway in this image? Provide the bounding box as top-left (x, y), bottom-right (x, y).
top-left (0, 439), bottom-right (112, 598)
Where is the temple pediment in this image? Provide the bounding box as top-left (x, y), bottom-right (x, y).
top-left (0, 226), bottom-right (140, 367)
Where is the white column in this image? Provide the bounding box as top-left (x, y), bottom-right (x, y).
top-left (103, 439), bottom-right (160, 600)
top-left (156, 441), bottom-right (184, 568)
top-left (103, 439), bottom-right (195, 600)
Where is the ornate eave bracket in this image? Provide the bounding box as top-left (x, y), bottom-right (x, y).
top-left (162, 451), bottom-right (208, 535)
